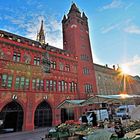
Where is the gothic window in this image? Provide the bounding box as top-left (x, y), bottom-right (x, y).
top-left (25, 78), bottom-right (30, 90)
top-left (80, 54), bottom-right (89, 61)
top-left (46, 80), bottom-right (49, 91)
top-left (15, 76), bottom-right (30, 90)
top-left (53, 81), bottom-right (56, 92)
top-left (13, 52), bottom-right (21, 62)
top-left (1, 74), bottom-right (7, 87)
top-left (15, 77), bottom-right (20, 89)
top-left (84, 84), bottom-right (93, 94)
top-left (32, 79), bottom-right (36, 90)
top-left (58, 80), bottom-right (68, 92)
top-left (58, 81), bottom-right (61, 92)
top-left (32, 78), bottom-right (44, 91)
top-left (65, 64), bottom-right (70, 72)
top-left (34, 57), bottom-right (40, 65)
top-left (50, 80), bottom-right (53, 91)
top-left (20, 77), bottom-right (25, 89)
top-left (83, 67), bottom-right (89, 75)
top-left (62, 81), bottom-right (65, 92)
top-left (1, 74), bottom-right (13, 88)
top-left (40, 80), bottom-right (44, 90)
top-left (70, 81), bottom-right (75, 92)
top-left (51, 61), bottom-right (56, 69)
top-left (65, 82), bottom-right (68, 92)
top-left (36, 79), bottom-right (40, 90)
top-left (46, 80), bottom-right (57, 92)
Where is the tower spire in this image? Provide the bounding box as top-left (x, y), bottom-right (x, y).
top-left (37, 20), bottom-right (45, 44)
top-left (68, 3), bottom-right (80, 14)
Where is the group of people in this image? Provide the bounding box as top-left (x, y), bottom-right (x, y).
top-left (81, 112), bottom-right (98, 127)
top-left (81, 112), bottom-right (125, 138)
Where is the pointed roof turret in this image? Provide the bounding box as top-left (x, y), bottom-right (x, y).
top-left (62, 15), bottom-right (67, 23)
top-left (37, 20), bottom-right (45, 44)
top-left (40, 20), bottom-right (44, 33)
top-left (69, 3), bottom-right (80, 14)
top-left (82, 12), bottom-right (87, 20)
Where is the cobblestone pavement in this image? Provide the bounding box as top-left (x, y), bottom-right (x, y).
top-left (0, 127), bottom-right (52, 140)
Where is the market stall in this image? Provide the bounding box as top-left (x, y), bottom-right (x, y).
top-left (41, 95), bottom-right (140, 140)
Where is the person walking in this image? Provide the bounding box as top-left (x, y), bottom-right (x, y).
top-left (91, 112), bottom-right (98, 127)
top-left (81, 112), bottom-right (88, 124)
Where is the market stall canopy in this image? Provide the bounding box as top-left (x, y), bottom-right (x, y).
top-left (57, 99), bottom-right (86, 109)
top-left (82, 94), bottom-right (140, 105)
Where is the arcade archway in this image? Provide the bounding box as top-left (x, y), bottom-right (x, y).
top-left (0, 101), bottom-right (24, 132)
top-left (34, 101), bottom-right (52, 128)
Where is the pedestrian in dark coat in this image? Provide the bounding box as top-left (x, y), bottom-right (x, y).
top-left (91, 112), bottom-right (98, 127)
top-left (81, 112), bottom-right (88, 124)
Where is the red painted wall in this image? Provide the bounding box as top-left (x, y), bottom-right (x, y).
top-left (0, 4), bottom-right (98, 131)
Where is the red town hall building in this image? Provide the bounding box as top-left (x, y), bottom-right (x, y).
top-left (0, 3), bottom-right (97, 132)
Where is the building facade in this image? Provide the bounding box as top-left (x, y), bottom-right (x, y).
top-left (0, 3), bottom-right (97, 132)
top-left (94, 63), bottom-right (140, 95)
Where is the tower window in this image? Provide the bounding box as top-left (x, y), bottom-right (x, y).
top-left (84, 84), bottom-right (93, 94)
top-left (80, 54), bottom-right (89, 61)
top-left (83, 67), bottom-right (89, 75)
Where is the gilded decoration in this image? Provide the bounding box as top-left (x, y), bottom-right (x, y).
top-left (4, 60), bottom-right (43, 78)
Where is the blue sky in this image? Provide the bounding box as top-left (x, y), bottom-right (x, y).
top-left (0, 0), bottom-right (140, 76)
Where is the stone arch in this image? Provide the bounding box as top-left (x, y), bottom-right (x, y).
top-left (0, 101), bottom-right (24, 133)
top-left (34, 100), bottom-right (52, 128)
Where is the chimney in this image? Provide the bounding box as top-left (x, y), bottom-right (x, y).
top-left (105, 64), bottom-right (108, 67)
top-left (113, 65), bottom-right (115, 70)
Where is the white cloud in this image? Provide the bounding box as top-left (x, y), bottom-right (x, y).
top-left (3, 13), bottom-right (63, 49)
top-left (24, 15), bottom-right (63, 49)
top-left (124, 25), bottom-right (140, 34)
top-left (120, 55), bottom-right (140, 76)
top-left (101, 23), bottom-right (120, 34)
top-left (99, 0), bottom-right (123, 11)
top-left (124, 55), bottom-right (140, 66)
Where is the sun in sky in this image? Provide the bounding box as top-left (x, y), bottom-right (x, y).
top-left (121, 64), bottom-right (130, 75)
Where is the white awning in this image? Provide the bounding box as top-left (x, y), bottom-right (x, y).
top-left (82, 94), bottom-right (140, 105)
top-left (57, 99), bottom-right (86, 109)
